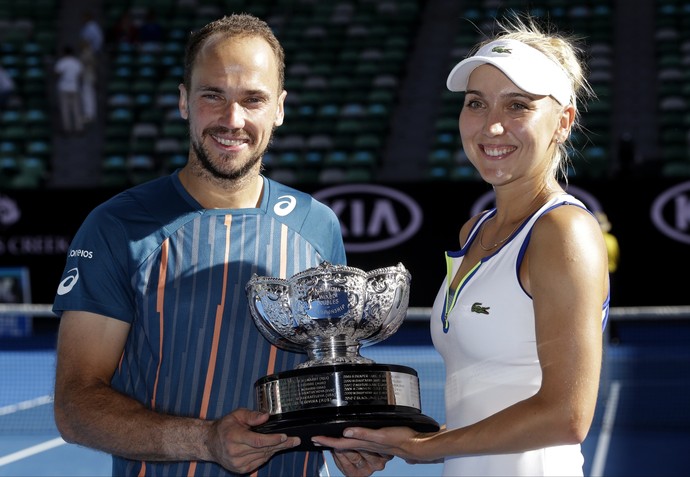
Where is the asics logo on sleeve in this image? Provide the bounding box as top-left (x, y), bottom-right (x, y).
top-left (273, 194), bottom-right (297, 216)
top-left (57, 268), bottom-right (79, 295)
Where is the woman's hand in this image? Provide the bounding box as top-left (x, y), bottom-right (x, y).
top-left (313, 426), bottom-right (437, 465)
top-left (330, 449), bottom-right (393, 477)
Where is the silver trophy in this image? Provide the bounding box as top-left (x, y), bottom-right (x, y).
top-left (246, 261), bottom-right (439, 449)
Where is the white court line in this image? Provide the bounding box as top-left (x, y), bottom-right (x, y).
top-left (0, 437), bottom-right (66, 467)
top-left (0, 395), bottom-right (53, 416)
top-left (0, 395), bottom-right (62, 467)
top-left (590, 380), bottom-right (621, 477)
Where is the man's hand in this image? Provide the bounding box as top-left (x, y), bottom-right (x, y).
top-left (207, 408), bottom-right (300, 474)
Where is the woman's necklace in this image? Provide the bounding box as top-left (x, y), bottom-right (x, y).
top-left (477, 187), bottom-right (558, 252)
top-left (477, 215), bottom-right (524, 251)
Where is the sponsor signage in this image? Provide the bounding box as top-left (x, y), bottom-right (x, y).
top-left (651, 180), bottom-right (690, 245)
top-left (1, 178), bottom-right (688, 310)
top-left (313, 184), bottom-right (423, 253)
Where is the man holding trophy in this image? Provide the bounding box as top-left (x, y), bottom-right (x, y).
top-left (51, 13), bottom-right (395, 477)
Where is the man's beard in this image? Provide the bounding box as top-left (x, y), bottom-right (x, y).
top-left (191, 133), bottom-right (266, 182)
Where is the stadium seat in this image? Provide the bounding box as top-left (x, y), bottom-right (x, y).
top-left (661, 160), bottom-right (690, 177)
top-left (154, 138), bottom-right (183, 155)
top-left (344, 167), bottom-right (373, 182)
top-left (11, 157), bottom-right (47, 188)
top-left (317, 167), bottom-right (347, 183)
top-left (0, 156), bottom-right (20, 188)
top-left (101, 155), bottom-right (129, 188)
top-left (127, 154), bottom-right (159, 185)
top-left (164, 154), bottom-right (187, 173)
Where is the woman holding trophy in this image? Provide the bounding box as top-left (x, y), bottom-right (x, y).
top-left (313, 13), bottom-right (610, 477)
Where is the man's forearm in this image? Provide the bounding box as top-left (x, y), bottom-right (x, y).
top-left (55, 383), bottom-right (214, 462)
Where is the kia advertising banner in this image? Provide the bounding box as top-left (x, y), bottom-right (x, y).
top-left (0, 178), bottom-right (688, 311)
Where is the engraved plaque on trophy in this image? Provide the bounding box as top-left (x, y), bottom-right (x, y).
top-left (245, 261), bottom-right (439, 450)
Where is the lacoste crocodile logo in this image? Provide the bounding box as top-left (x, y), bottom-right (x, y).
top-left (471, 302), bottom-right (490, 315)
top-left (491, 46), bottom-right (512, 54)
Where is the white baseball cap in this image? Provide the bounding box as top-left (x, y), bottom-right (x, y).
top-left (446, 39), bottom-right (573, 105)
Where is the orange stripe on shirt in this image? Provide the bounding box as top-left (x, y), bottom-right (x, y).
top-left (188, 216), bottom-right (233, 477)
top-left (145, 240), bottom-right (169, 475)
top-left (267, 344), bottom-right (277, 376)
top-left (302, 452), bottom-right (311, 476)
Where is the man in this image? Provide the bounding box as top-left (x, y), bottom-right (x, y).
top-left (80, 10), bottom-right (104, 53)
top-left (53, 45), bottom-right (84, 134)
top-left (53, 14), bottom-right (389, 477)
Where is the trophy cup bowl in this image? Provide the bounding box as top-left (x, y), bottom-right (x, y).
top-left (246, 261), bottom-right (439, 449)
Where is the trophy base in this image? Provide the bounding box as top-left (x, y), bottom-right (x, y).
top-left (254, 408), bottom-right (440, 450)
top-left (253, 363), bottom-right (440, 450)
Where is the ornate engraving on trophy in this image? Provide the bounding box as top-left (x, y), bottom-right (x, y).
top-left (246, 261), bottom-right (439, 449)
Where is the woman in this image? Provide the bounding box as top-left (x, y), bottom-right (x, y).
top-left (313, 14), bottom-right (610, 477)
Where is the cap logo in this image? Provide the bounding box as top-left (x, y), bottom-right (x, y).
top-left (447, 39), bottom-right (574, 105)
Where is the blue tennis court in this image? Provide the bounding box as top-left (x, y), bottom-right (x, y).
top-left (1, 311), bottom-right (689, 476)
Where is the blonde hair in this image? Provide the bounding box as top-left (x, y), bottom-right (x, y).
top-left (473, 13), bottom-right (595, 180)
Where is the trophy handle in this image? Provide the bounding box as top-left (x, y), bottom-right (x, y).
top-left (246, 276), bottom-right (305, 353)
top-left (360, 264), bottom-right (411, 347)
